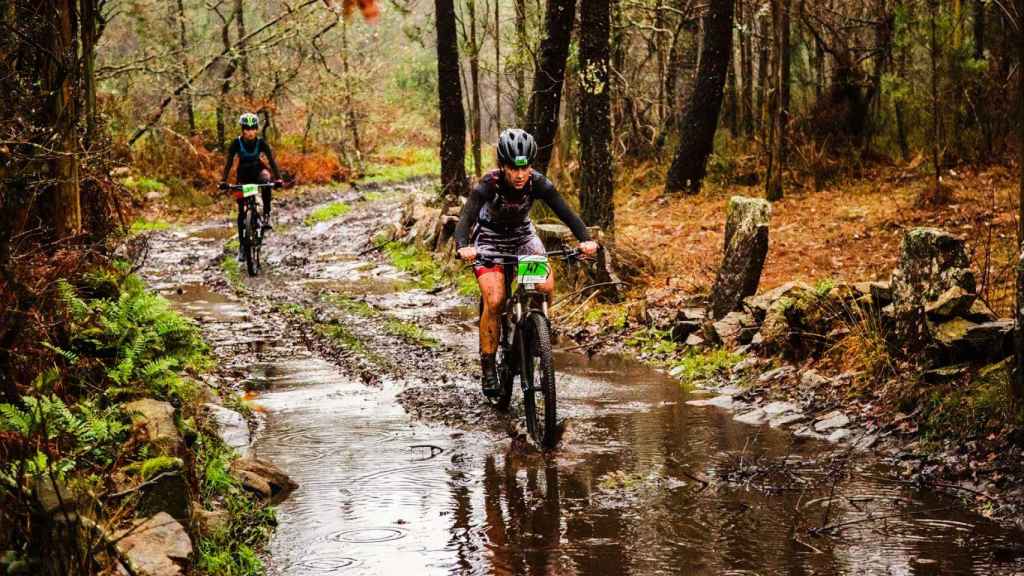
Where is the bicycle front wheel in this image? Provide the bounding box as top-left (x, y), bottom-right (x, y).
top-left (244, 208), bottom-right (259, 276)
top-left (522, 311), bottom-right (557, 449)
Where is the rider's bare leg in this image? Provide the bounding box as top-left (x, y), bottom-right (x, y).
top-left (478, 269), bottom-right (505, 355)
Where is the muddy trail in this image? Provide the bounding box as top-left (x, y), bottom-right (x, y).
top-left (139, 183), bottom-right (1024, 575)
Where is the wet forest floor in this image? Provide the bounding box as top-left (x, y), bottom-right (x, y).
top-left (136, 180), bottom-right (1024, 575)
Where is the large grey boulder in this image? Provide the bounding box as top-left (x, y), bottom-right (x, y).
top-left (125, 399), bottom-right (181, 457)
top-left (709, 196), bottom-right (771, 319)
top-left (116, 512), bottom-right (192, 576)
top-left (890, 228), bottom-right (975, 351)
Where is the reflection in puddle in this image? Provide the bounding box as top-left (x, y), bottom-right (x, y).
top-left (251, 349), bottom-right (1024, 576)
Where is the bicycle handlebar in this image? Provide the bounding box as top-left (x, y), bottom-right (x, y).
top-left (219, 182), bottom-right (282, 190)
top-left (473, 248), bottom-right (582, 264)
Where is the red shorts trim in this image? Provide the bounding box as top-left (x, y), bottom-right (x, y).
top-left (474, 265), bottom-right (502, 278)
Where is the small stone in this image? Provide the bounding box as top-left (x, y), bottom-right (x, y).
top-left (125, 399), bottom-right (182, 457)
top-left (827, 429), bottom-right (852, 443)
top-left (229, 458), bottom-right (298, 504)
top-left (800, 369), bottom-right (831, 388)
top-left (853, 434), bottom-right (879, 451)
top-left (685, 333), bottom-right (705, 347)
top-left (814, 411), bottom-right (851, 432)
top-left (685, 395), bottom-right (734, 409)
top-left (762, 401), bottom-right (800, 417)
top-left (793, 426), bottom-right (827, 440)
top-left (924, 285), bottom-right (975, 318)
top-left (732, 356), bottom-right (760, 373)
top-left (116, 512), bottom-right (192, 576)
top-left (758, 365), bottom-right (795, 383)
top-left (769, 413), bottom-right (806, 428)
top-left (734, 409), bottom-right (768, 426)
top-left (204, 404), bottom-right (249, 456)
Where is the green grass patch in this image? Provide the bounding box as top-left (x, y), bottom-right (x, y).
top-left (668, 348), bottom-right (744, 386)
top-left (383, 318), bottom-right (440, 349)
top-left (129, 218), bottom-right (173, 235)
top-left (362, 191), bottom-right (384, 202)
top-left (582, 303), bottom-right (629, 331)
top-left (194, 432), bottom-right (275, 576)
top-left (361, 146), bottom-right (440, 185)
top-left (123, 175), bottom-right (168, 196)
top-left (220, 254), bottom-right (243, 291)
top-left (304, 201), bottom-right (352, 226)
top-left (125, 456), bottom-right (184, 480)
top-left (323, 294), bottom-right (377, 317)
top-left (315, 322), bottom-right (389, 367)
top-left (378, 239), bottom-right (478, 297)
top-left (626, 327), bottom-right (679, 359)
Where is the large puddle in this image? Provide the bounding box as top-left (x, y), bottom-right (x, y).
top-left (144, 198), bottom-right (1024, 576)
top-left (243, 349), bottom-right (1024, 575)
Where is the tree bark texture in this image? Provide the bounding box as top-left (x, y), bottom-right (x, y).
top-left (236, 0), bottom-right (253, 100)
top-left (765, 0), bottom-right (789, 202)
top-left (436, 0), bottom-right (468, 197)
top-left (577, 0), bottom-right (613, 234)
top-left (49, 0), bottom-right (82, 239)
top-left (526, 0), bottom-right (576, 175)
top-left (468, 0), bottom-right (483, 177)
top-left (1014, 0), bottom-right (1024, 403)
top-left (739, 0), bottom-right (754, 136)
top-left (664, 0), bottom-right (733, 195)
top-left (514, 0), bottom-right (528, 125)
top-left (174, 0), bottom-right (196, 134)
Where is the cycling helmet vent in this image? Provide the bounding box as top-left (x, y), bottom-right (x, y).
top-left (239, 112), bottom-right (259, 129)
top-left (497, 128), bottom-right (537, 167)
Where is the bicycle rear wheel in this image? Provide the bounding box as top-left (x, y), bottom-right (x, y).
top-left (522, 311), bottom-right (557, 449)
top-left (244, 208), bottom-right (259, 276)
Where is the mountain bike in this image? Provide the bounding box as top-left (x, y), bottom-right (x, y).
top-left (477, 249), bottom-right (581, 449)
top-left (221, 182), bottom-right (280, 276)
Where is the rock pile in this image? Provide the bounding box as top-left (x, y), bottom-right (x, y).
top-left (651, 227), bottom-right (1012, 367)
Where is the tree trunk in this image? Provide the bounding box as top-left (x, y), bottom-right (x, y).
top-left (436, 0), bottom-right (468, 197)
top-left (81, 0), bottom-right (98, 145)
top-left (765, 0), bottom-right (789, 201)
top-left (1014, 0), bottom-right (1024, 403)
top-left (235, 0), bottom-right (253, 101)
top-left (495, 0), bottom-right (502, 130)
top-left (215, 7), bottom-right (236, 152)
top-left (468, 0), bottom-right (483, 177)
top-left (50, 0), bottom-right (81, 239)
top-left (928, 0), bottom-right (942, 198)
top-left (526, 0), bottom-right (577, 175)
top-left (515, 0), bottom-right (528, 125)
top-left (724, 43), bottom-right (738, 137)
top-left (342, 18), bottom-right (364, 173)
top-left (973, 0), bottom-right (984, 60)
top-left (174, 0), bottom-right (196, 135)
top-left (577, 0), bottom-right (613, 234)
top-left (740, 0), bottom-right (754, 136)
top-left (664, 0), bottom-right (734, 195)
top-left (756, 10), bottom-right (769, 139)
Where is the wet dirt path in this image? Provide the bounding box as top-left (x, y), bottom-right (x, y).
top-left (140, 183), bottom-right (1024, 575)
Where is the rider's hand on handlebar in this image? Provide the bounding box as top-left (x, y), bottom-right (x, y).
top-left (579, 240), bottom-right (599, 256)
top-left (273, 179), bottom-right (284, 188)
top-left (218, 181), bottom-right (229, 190)
top-left (458, 246), bottom-right (478, 262)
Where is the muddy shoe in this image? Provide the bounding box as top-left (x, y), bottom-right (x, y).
top-left (262, 214), bottom-right (273, 231)
top-left (236, 246), bottom-right (244, 262)
top-left (480, 353), bottom-right (499, 398)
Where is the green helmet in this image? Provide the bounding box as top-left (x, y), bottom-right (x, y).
top-left (239, 112), bottom-right (259, 129)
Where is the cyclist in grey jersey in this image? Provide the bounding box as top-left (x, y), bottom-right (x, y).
top-left (455, 128), bottom-right (598, 397)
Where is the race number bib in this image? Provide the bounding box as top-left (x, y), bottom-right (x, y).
top-left (517, 255), bottom-right (549, 284)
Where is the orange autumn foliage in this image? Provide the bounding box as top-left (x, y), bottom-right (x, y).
top-left (274, 150), bottom-right (351, 184)
top-left (323, 0), bottom-right (379, 21)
